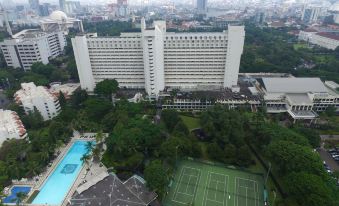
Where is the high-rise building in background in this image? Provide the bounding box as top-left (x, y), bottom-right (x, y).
top-left (64, 1), bottom-right (81, 15)
top-left (72, 19), bottom-right (245, 96)
top-left (0, 29), bottom-right (66, 70)
top-left (301, 6), bottom-right (321, 24)
top-left (117, 0), bottom-right (128, 17)
top-left (39, 3), bottom-right (50, 16)
top-left (255, 11), bottom-right (266, 25)
top-left (28, 0), bottom-right (39, 12)
top-left (197, 0), bottom-right (207, 12)
top-left (59, 0), bottom-right (65, 12)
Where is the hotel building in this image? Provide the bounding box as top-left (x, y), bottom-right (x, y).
top-left (0, 29), bottom-right (66, 70)
top-left (14, 82), bottom-right (62, 121)
top-left (72, 19), bottom-right (245, 96)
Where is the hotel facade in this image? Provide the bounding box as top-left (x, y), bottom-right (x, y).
top-left (72, 19), bottom-right (245, 96)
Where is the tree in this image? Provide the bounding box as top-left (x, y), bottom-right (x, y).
top-left (267, 140), bottom-right (324, 176)
top-left (58, 91), bottom-right (66, 109)
top-left (172, 121), bottom-right (189, 137)
top-left (162, 109), bottom-right (181, 132)
top-left (144, 160), bottom-right (168, 197)
top-left (81, 154), bottom-right (91, 170)
top-left (14, 192), bottom-right (27, 206)
top-left (85, 141), bottom-right (94, 154)
top-left (207, 142), bottom-right (224, 162)
top-left (237, 145), bottom-right (252, 166)
top-left (223, 144), bottom-right (236, 163)
top-left (94, 79), bottom-right (119, 99)
top-left (84, 98), bottom-right (112, 121)
top-left (284, 172), bottom-right (335, 206)
top-left (325, 106), bottom-right (336, 117)
top-left (70, 89), bottom-right (88, 108)
top-left (21, 108), bottom-right (44, 129)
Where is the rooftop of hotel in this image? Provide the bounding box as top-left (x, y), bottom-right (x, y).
top-left (14, 82), bottom-right (57, 103)
top-left (261, 77), bottom-right (328, 93)
top-left (69, 174), bottom-right (157, 206)
top-left (12, 29), bottom-right (50, 39)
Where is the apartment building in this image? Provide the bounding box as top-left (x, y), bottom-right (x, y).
top-left (0, 109), bottom-right (27, 146)
top-left (14, 82), bottom-right (62, 121)
top-left (0, 29), bottom-right (66, 70)
top-left (72, 19), bottom-right (245, 96)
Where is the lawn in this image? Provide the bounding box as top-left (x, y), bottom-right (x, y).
top-left (293, 43), bottom-right (310, 51)
top-left (163, 159), bottom-right (264, 206)
top-left (179, 115), bottom-right (200, 131)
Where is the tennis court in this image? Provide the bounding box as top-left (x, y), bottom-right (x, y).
top-left (164, 159), bottom-right (264, 206)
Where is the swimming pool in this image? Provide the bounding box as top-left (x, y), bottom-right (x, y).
top-left (3, 186), bottom-right (31, 203)
top-left (32, 141), bottom-right (91, 205)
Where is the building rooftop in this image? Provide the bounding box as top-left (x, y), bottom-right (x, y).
top-left (316, 32), bottom-right (339, 41)
top-left (14, 82), bottom-right (57, 104)
top-left (262, 77), bottom-right (328, 93)
top-left (69, 174), bottom-right (157, 206)
top-left (286, 93), bottom-right (313, 105)
top-left (0, 109), bottom-right (26, 145)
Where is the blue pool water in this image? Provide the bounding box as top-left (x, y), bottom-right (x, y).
top-left (32, 141), bottom-right (91, 205)
top-left (3, 186), bottom-right (31, 203)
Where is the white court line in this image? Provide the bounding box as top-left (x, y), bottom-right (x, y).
top-left (172, 167), bottom-right (185, 201)
top-left (176, 191), bottom-right (194, 197)
top-left (246, 187), bottom-right (248, 206)
top-left (190, 169), bottom-right (201, 204)
top-left (236, 177), bottom-right (261, 206)
top-left (235, 177), bottom-right (238, 206)
top-left (203, 171), bottom-right (210, 206)
top-left (237, 177), bottom-right (258, 190)
top-left (185, 175), bottom-right (192, 193)
top-left (173, 167), bottom-right (201, 204)
top-left (204, 172), bottom-right (229, 206)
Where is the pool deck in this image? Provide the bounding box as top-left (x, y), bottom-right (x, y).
top-left (7, 132), bottom-right (108, 206)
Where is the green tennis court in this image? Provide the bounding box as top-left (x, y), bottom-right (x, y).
top-left (164, 159), bottom-right (264, 206)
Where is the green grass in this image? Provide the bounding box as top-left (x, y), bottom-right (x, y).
top-left (293, 43), bottom-right (310, 51)
top-left (314, 55), bottom-right (336, 64)
top-left (180, 115), bottom-right (200, 131)
top-left (163, 159), bottom-right (264, 206)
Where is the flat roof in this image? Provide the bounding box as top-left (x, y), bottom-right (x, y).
top-left (262, 77), bottom-right (328, 93)
top-left (286, 93), bottom-right (313, 105)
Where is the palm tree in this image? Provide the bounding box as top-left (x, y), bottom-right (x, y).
top-left (80, 154), bottom-right (91, 170)
top-left (14, 192), bottom-right (27, 206)
top-left (85, 141), bottom-right (94, 155)
top-left (92, 147), bottom-right (101, 163)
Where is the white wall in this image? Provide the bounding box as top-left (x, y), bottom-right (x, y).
top-left (72, 35), bottom-right (95, 92)
top-left (224, 25), bottom-right (245, 88)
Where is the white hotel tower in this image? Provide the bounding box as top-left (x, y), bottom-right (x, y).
top-left (72, 19), bottom-right (245, 96)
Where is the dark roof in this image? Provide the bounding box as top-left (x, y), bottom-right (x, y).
top-left (316, 32), bottom-right (339, 41)
top-left (304, 28), bottom-right (318, 32)
top-left (69, 174), bottom-right (157, 206)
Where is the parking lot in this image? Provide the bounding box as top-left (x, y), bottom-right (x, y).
top-left (318, 148), bottom-right (339, 172)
